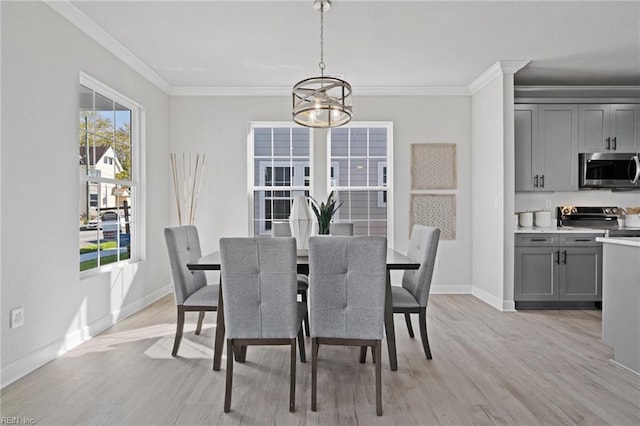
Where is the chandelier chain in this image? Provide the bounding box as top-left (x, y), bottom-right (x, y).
top-left (319, 2), bottom-right (325, 75)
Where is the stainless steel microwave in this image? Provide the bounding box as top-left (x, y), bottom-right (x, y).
top-left (579, 152), bottom-right (640, 189)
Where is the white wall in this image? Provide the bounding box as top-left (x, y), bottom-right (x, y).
top-left (1, 1), bottom-right (171, 386)
top-left (169, 95), bottom-right (473, 292)
top-left (471, 77), bottom-right (506, 309)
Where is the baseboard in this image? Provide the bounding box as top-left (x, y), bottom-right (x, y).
top-left (471, 287), bottom-right (516, 312)
top-left (430, 284), bottom-right (472, 294)
top-left (1, 285), bottom-right (171, 389)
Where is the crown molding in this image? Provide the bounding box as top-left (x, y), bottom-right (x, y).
top-left (468, 60), bottom-right (530, 95)
top-left (169, 85), bottom-right (470, 97)
top-left (515, 85), bottom-right (640, 99)
top-left (45, 0), bottom-right (172, 94)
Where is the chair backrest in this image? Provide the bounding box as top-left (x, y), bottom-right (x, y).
top-left (272, 221), bottom-right (292, 237)
top-left (329, 222), bottom-right (354, 236)
top-left (401, 225), bottom-right (440, 307)
top-left (164, 225), bottom-right (207, 305)
top-left (309, 236), bottom-right (387, 340)
top-left (219, 237), bottom-right (299, 339)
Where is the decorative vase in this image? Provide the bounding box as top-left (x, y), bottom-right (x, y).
top-left (289, 196), bottom-right (314, 255)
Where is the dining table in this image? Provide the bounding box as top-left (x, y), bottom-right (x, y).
top-left (187, 248), bottom-right (420, 372)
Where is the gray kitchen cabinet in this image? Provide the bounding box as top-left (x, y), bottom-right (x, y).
top-left (579, 104), bottom-right (639, 153)
top-left (515, 233), bottom-right (602, 307)
top-left (514, 104), bottom-right (579, 191)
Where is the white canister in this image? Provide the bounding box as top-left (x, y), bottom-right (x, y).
top-left (626, 214), bottom-right (640, 228)
top-left (534, 210), bottom-right (552, 227)
top-left (518, 211), bottom-right (533, 227)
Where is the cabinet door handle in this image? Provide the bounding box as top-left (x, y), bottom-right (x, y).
top-left (531, 238), bottom-right (547, 242)
top-left (606, 137), bottom-right (611, 150)
top-left (555, 250), bottom-right (560, 264)
top-left (612, 137), bottom-right (617, 150)
top-left (562, 250), bottom-right (567, 264)
top-left (540, 175), bottom-right (545, 188)
top-left (534, 174), bottom-right (539, 188)
top-left (574, 239), bottom-right (591, 242)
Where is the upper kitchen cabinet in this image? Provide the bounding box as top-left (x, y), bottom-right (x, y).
top-left (579, 104), bottom-right (639, 153)
top-left (515, 104), bottom-right (579, 192)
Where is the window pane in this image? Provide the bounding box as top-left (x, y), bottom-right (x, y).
top-left (369, 159), bottom-right (387, 187)
top-left (335, 191), bottom-right (350, 220)
top-left (254, 128), bottom-right (272, 156)
top-left (369, 128), bottom-right (387, 156)
top-left (273, 128), bottom-right (290, 156)
top-left (331, 128), bottom-right (348, 156)
top-left (334, 159), bottom-right (349, 186)
top-left (369, 221), bottom-right (387, 237)
top-left (292, 128), bottom-right (309, 156)
top-left (115, 143), bottom-right (131, 181)
top-left (350, 128), bottom-right (368, 156)
top-left (350, 159), bottom-right (367, 186)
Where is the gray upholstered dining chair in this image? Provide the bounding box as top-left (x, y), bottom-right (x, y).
top-left (308, 235), bottom-right (387, 416)
top-left (329, 222), bottom-right (354, 236)
top-left (392, 225), bottom-right (440, 359)
top-left (219, 237), bottom-right (307, 413)
top-left (164, 225), bottom-right (219, 357)
top-left (272, 221), bottom-right (310, 336)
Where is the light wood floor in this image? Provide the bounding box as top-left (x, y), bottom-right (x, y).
top-left (1, 295), bottom-right (639, 425)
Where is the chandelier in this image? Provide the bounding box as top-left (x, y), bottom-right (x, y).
top-left (292, 0), bottom-right (352, 128)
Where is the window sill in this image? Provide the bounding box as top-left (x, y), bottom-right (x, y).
top-left (80, 258), bottom-right (141, 280)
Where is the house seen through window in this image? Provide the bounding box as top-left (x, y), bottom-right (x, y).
top-left (79, 78), bottom-right (140, 272)
top-left (249, 124), bottom-right (312, 236)
top-left (329, 124), bottom-right (392, 237)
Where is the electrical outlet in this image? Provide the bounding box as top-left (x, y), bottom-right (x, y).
top-left (545, 199), bottom-right (552, 209)
top-left (10, 307), bottom-right (24, 329)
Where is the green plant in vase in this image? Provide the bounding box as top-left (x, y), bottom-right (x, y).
top-left (310, 191), bottom-right (343, 235)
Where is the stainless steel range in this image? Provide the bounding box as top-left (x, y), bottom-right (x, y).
top-left (557, 206), bottom-right (640, 237)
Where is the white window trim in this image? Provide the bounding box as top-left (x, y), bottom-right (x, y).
top-left (247, 122), bottom-right (314, 236)
top-left (79, 72), bottom-right (146, 277)
top-left (326, 122), bottom-right (394, 246)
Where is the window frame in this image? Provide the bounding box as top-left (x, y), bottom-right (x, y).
top-left (327, 122), bottom-right (394, 244)
top-left (79, 72), bottom-right (145, 276)
top-left (247, 122), bottom-right (314, 236)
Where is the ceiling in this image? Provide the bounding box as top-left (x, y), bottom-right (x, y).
top-left (58, 0), bottom-right (640, 94)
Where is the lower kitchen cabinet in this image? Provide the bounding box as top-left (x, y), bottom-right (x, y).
top-left (515, 233), bottom-right (603, 308)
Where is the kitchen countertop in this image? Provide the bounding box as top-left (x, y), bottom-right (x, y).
top-left (596, 236), bottom-right (640, 247)
top-left (515, 226), bottom-right (605, 234)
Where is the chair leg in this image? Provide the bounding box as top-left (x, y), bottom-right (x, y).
top-left (359, 346), bottom-right (367, 364)
top-left (195, 311), bottom-right (205, 335)
top-left (297, 327), bottom-right (306, 363)
top-left (290, 338), bottom-right (297, 412)
top-left (311, 338), bottom-right (318, 412)
top-left (224, 340), bottom-right (234, 413)
top-left (404, 313), bottom-right (415, 338)
top-left (374, 340), bottom-right (382, 416)
top-left (172, 306), bottom-right (185, 357)
top-left (301, 290), bottom-right (310, 337)
top-left (419, 307), bottom-right (432, 359)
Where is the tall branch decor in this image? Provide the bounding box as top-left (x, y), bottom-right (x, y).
top-left (170, 153), bottom-right (206, 225)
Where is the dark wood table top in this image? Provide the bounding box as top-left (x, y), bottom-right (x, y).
top-left (187, 248), bottom-right (420, 271)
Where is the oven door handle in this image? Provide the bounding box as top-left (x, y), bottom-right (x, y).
top-left (629, 155), bottom-right (640, 184)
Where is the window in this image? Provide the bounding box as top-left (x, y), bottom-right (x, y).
top-left (79, 75), bottom-right (141, 272)
top-left (249, 124), bottom-right (312, 236)
top-left (328, 124), bottom-right (393, 238)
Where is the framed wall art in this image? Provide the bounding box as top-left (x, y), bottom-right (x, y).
top-left (411, 143), bottom-right (457, 190)
top-left (410, 194), bottom-right (456, 240)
